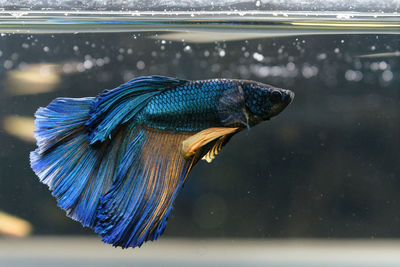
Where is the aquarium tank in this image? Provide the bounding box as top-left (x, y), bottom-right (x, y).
top-left (0, 0), bottom-right (399, 266)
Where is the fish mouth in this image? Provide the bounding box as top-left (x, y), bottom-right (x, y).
top-left (285, 90), bottom-right (295, 105)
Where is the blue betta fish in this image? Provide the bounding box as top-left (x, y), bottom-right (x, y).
top-left (30, 75), bottom-right (294, 248)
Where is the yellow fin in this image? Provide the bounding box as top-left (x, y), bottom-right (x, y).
top-left (181, 127), bottom-right (238, 159)
top-left (201, 134), bottom-right (232, 163)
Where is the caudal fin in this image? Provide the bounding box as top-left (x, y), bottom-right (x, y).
top-left (30, 96), bottom-right (195, 248)
top-left (30, 97), bottom-right (117, 227)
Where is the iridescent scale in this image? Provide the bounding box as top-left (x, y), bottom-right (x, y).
top-left (140, 79), bottom-right (237, 132)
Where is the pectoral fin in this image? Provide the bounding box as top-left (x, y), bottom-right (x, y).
top-left (202, 134), bottom-right (234, 163)
top-left (181, 127), bottom-right (239, 162)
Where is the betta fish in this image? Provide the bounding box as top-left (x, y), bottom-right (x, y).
top-left (30, 75), bottom-right (294, 248)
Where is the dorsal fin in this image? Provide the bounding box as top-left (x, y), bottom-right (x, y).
top-left (85, 76), bottom-right (188, 144)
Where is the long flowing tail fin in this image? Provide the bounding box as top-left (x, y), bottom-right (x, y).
top-left (30, 97), bottom-right (115, 226)
top-left (30, 76), bottom-right (198, 248)
top-left (30, 96), bottom-right (195, 248)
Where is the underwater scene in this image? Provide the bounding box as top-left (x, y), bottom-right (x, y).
top-left (0, 2), bottom-right (399, 266)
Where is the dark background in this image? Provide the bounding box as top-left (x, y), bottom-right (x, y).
top-left (0, 32), bottom-right (399, 238)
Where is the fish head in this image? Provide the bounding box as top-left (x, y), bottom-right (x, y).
top-left (242, 81), bottom-right (294, 124)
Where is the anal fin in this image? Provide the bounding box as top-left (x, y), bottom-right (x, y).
top-left (95, 126), bottom-right (195, 248)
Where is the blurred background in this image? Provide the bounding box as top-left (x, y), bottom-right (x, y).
top-left (0, 0), bottom-right (399, 266)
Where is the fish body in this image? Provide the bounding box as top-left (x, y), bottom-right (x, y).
top-left (138, 79), bottom-right (293, 131)
top-left (30, 75), bottom-right (293, 248)
top-left (138, 79), bottom-right (227, 131)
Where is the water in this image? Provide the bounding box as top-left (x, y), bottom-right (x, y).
top-left (0, 9), bottom-right (399, 264)
top-left (0, 10), bottom-right (399, 34)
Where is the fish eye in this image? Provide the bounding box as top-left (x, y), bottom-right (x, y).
top-left (270, 90), bottom-right (282, 104)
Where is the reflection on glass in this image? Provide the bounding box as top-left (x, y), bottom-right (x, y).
top-left (2, 116), bottom-right (35, 142)
top-left (0, 211), bottom-right (32, 237)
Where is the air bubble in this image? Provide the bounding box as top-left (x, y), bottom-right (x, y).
top-left (258, 66), bottom-right (269, 77)
top-left (11, 53), bottom-right (18, 60)
top-left (252, 52), bottom-right (264, 62)
top-left (83, 59), bottom-right (93, 69)
top-left (3, 60), bottom-right (13, 69)
top-left (136, 60), bottom-right (145, 70)
top-left (103, 57), bottom-right (110, 64)
top-left (302, 65), bottom-right (319, 78)
top-left (183, 45), bottom-right (192, 53)
top-left (317, 53), bottom-right (327, 60)
top-left (370, 62), bottom-right (379, 71)
top-left (62, 63), bottom-right (74, 73)
top-left (96, 58), bottom-right (105, 67)
top-left (286, 62), bottom-right (296, 71)
top-left (345, 70), bottom-right (363, 81)
top-left (382, 70), bottom-right (393, 82)
top-left (379, 61), bottom-right (388, 70)
top-left (76, 63), bottom-right (85, 72)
